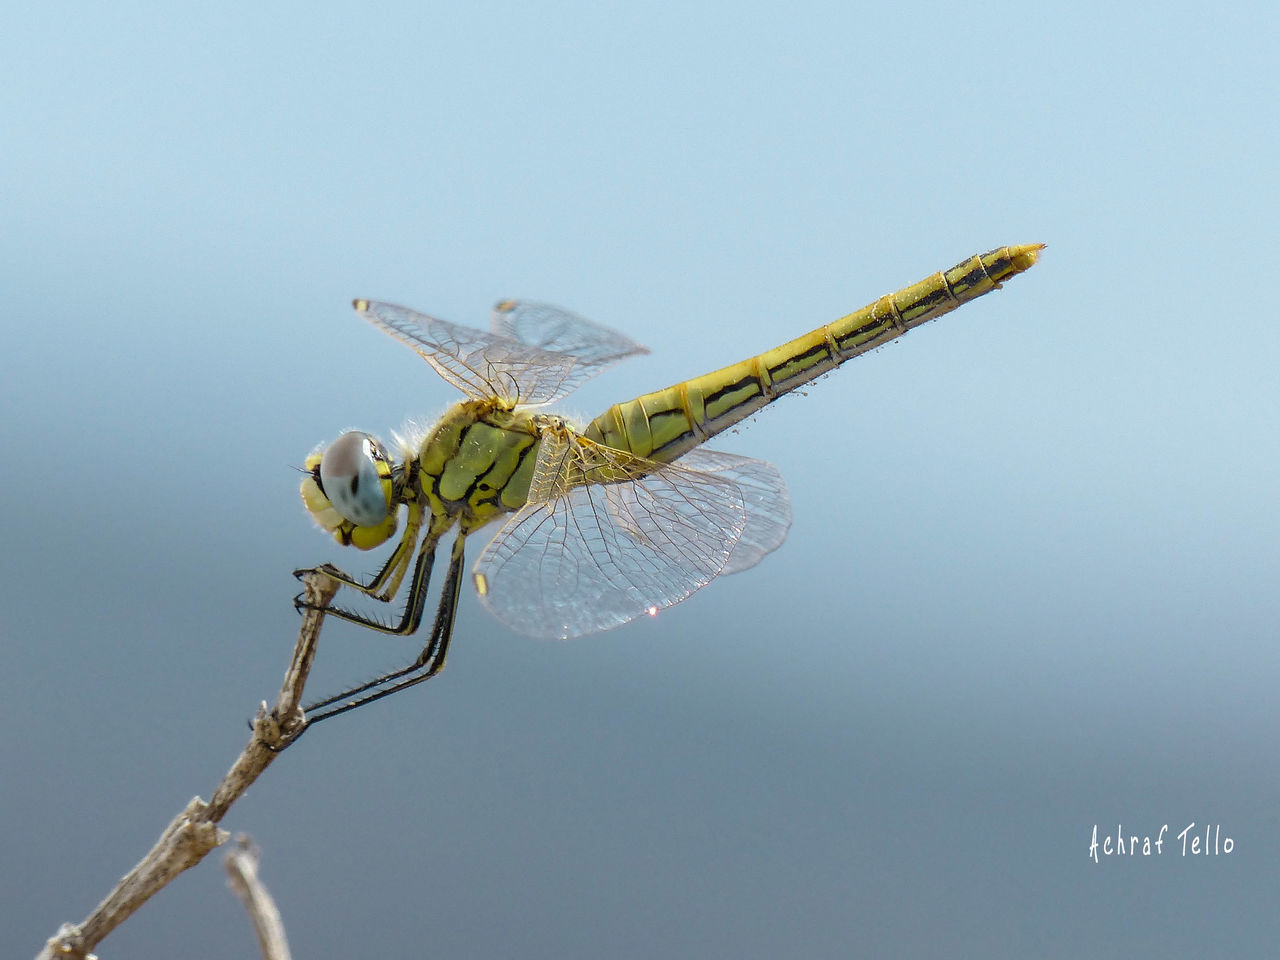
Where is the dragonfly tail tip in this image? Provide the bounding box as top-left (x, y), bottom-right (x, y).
top-left (1008, 243), bottom-right (1045, 273)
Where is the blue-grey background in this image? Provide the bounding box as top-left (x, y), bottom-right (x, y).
top-left (5, 2), bottom-right (1277, 957)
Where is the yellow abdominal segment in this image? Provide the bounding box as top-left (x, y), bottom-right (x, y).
top-left (582, 245), bottom-right (1041, 462)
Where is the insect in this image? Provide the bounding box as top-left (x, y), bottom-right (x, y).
top-left (296, 245), bottom-right (1042, 723)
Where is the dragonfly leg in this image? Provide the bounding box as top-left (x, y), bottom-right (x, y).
top-left (293, 503), bottom-right (424, 602)
top-left (300, 534), bottom-right (467, 727)
top-left (300, 525), bottom-right (443, 636)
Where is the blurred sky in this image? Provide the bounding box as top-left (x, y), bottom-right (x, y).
top-left (4, 1), bottom-right (1278, 957)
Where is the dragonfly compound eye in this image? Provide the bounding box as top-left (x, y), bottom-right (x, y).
top-left (319, 431), bottom-right (394, 527)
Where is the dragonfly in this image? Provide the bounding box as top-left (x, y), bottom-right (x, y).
top-left (296, 244), bottom-right (1042, 724)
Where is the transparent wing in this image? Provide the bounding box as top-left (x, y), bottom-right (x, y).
top-left (473, 430), bottom-right (748, 639)
top-left (491, 300), bottom-right (649, 376)
top-left (674, 449), bottom-right (792, 574)
top-left (354, 299), bottom-right (647, 405)
top-left (355, 299), bottom-right (575, 404)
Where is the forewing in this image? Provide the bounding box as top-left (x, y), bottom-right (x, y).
top-left (675, 449), bottom-right (792, 573)
top-left (491, 300), bottom-right (649, 398)
top-left (354, 299), bottom-right (577, 403)
top-left (473, 432), bottom-right (747, 639)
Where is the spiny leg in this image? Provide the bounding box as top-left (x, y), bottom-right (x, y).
top-left (293, 502), bottom-right (424, 602)
top-left (301, 523), bottom-right (443, 636)
top-left (301, 533), bottom-right (468, 726)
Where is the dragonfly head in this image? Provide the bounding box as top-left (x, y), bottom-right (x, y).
top-left (300, 431), bottom-right (399, 550)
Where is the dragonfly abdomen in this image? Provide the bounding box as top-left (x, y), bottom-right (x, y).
top-left (583, 245), bottom-right (1041, 463)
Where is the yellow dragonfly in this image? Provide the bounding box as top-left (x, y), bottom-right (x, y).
top-left (296, 244), bottom-right (1042, 723)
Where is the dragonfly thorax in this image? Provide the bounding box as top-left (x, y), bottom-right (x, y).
top-left (413, 398), bottom-right (545, 532)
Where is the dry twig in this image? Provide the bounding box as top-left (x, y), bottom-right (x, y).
top-left (225, 836), bottom-right (292, 960)
top-left (35, 571), bottom-right (338, 960)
